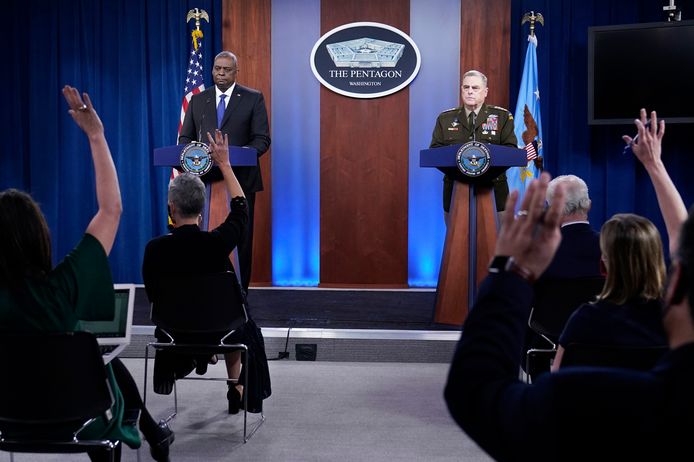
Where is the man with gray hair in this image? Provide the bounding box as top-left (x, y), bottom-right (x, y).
top-left (542, 174), bottom-right (602, 279)
top-left (430, 69), bottom-right (517, 223)
top-left (523, 174), bottom-right (604, 381)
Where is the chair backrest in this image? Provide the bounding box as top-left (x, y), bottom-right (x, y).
top-left (0, 331), bottom-right (112, 434)
top-left (529, 276), bottom-right (605, 343)
top-left (150, 271), bottom-right (248, 334)
top-left (560, 343), bottom-right (669, 371)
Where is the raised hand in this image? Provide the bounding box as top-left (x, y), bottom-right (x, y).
top-left (622, 108), bottom-right (665, 169)
top-left (62, 85), bottom-right (104, 138)
top-left (206, 130), bottom-right (231, 167)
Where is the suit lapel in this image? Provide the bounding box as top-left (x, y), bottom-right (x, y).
top-left (202, 88), bottom-right (217, 134)
top-left (220, 85), bottom-right (244, 129)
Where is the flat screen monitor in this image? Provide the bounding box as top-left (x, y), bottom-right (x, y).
top-left (588, 20), bottom-right (694, 125)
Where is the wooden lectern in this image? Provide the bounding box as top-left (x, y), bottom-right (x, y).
top-left (420, 143), bottom-right (526, 326)
top-left (153, 144), bottom-right (257, 276)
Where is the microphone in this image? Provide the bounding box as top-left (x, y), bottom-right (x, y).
top-left (198, 112), bottom-right (206, 142)
top-left (622, 120), bottom-right (650, 155)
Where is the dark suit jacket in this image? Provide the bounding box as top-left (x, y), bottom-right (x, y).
top-left (541, 222), bottom-right (602, 280)
top-left (445, 272), bottom-right (694, 462)
top-left (179, 85), bottom-right (271, 193)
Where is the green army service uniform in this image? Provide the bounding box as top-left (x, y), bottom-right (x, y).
top-left (429, 103), bottom-right (518, 212)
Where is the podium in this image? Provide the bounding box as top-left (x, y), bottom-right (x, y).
top-left (153, 145), bottom-right (257, 169)
top-left (153, 144), bottom-right (258, 276)
top-left (420, 143), bottom-right (526, 326)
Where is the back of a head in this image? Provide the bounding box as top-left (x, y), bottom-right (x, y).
top-left (676, 205), bottom-right (694, 314)
top-left (0, 189), bottom-right (52, 287)
top-left (168, 173), bottom-right (206, 219)
top-left (547, 175), bottom-right (591, 218)
top-left (599, 213), bottom-right (665, 304)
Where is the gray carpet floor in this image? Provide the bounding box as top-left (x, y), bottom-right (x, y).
top-left (2, 359), bottom-right (492, 462)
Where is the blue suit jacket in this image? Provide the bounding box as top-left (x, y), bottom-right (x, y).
top-left (541, 222), bottom-right (602, 280)
top-left (179, 84), bottom-right (271, 193)
top-left (445, 272), bottom-right (694, 461)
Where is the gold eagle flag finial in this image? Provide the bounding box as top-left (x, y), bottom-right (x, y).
top-left (521, 11), bottom-right (544, 37)
top-left (186, 8), bottom-right (209, 50)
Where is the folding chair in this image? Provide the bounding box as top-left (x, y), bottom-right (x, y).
top-left (0, 331), bottom-right (120, 461)
top-left (560, 343), bottom-right (669, 371)
top-left (143, 271), bottom-right (262, 442)
top-left (525, 276), bottom-right (605, 382)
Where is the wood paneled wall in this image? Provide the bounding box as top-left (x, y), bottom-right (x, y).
top-left (223, 0), bottom-right (273, 285)
top-left (460, 0), bottom-right (511, 108)
top-left (221, 0), bottom-right (512, 287)
top-left (319, 0), bottom-right (410, 287)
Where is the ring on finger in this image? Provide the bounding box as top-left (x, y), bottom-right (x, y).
top-left (78, 104), bottom-right (88, 111)
top-left (516, 210), bottom-right (529, 218)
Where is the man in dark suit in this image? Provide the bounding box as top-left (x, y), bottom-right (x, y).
top-left (179, 51), bottom-right (270, 291)
top-left (429, 69), bottom-right (517, 222)
top-left (541, 174), bottom-right (602, 280)
top-left (523, 174), bottom-right (604, 379)
top-left (445, 112), bottom-right (694, 461)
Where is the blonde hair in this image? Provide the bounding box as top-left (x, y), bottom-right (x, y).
top-left (598, 213), bottom-right (666, 304)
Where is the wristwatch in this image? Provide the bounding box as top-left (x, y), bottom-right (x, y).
top-left (487, 255), bottom-right (536, 283)
top-left (487, 255), bottom-right (511, 274)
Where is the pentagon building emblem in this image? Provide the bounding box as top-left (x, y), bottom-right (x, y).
top-left (311, 22), bottom-right (421, 99)
top-left (326, 38), bottom-right (404, 68)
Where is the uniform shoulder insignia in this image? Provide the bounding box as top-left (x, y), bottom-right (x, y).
top-left (487, 105), bottom-right (510, 113)
top-left (441, 106), bottom-right (460, 114)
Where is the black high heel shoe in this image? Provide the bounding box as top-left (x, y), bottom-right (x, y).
top-left (227, 385), bottom-right (242, 415)
top-left (149, 420), bottom-right (175, 462)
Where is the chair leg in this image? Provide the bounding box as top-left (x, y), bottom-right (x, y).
top-left (243, 348), bottom-right (248, 443)
top-left (143, 344), bottom-right (151, 405)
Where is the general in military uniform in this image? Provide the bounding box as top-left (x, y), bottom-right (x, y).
top-left (429, 69), bottom-right (517, 215)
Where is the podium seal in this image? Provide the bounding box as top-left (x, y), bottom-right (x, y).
top-left (456, 141), bottom-right (490, 177)
top-left (180, 142), bottom-right (213, 176)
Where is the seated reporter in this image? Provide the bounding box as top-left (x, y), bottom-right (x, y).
top-left (0, 86), bottom-right (173, 462)
top-left (445, 171), bottom-right (694, 461)
top-left (552, 110), bottom-right (685, 371)
top-left (143, 130), bottom-right (271, 414)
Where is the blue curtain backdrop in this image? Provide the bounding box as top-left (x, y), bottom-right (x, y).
top-left (4, 0), bottom-right (222, 283)
top-left (510, 0), bottom-right (694, 256)
top-left (6, 0), bottom-right (694, 285)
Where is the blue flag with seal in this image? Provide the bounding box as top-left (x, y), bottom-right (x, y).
top-left (507, 33), bottom-right (543, 208)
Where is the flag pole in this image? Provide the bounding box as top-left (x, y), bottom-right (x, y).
top-left (506, 11), bottom-right (545, 207)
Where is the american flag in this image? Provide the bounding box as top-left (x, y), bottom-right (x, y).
top-left (169, 29), bottom-right (206, 229)
top-left (178, 29), bottom-right (205, 135)
top-left (524, 141), bottom-right (538, 161)
top-left (171, 28), bottom-right (206, 191)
